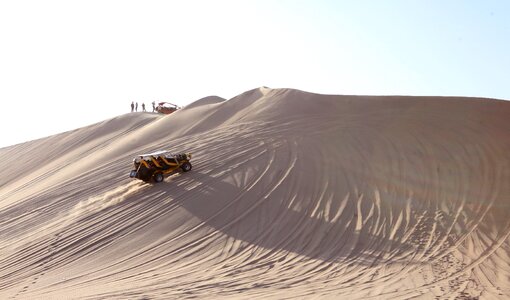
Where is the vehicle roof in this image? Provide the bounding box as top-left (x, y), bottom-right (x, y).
top-left (135, 150), bottom-right (174, 159)
top-left (158, 102), bottom-right (178, 107)
top-left (144, 150), bottom-right (171, 156)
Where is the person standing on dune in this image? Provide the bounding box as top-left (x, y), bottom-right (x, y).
top-left (135, 102), bottom-right (138, 112)
top-left (131, 101), bottom-right (134, 112)
top-left (142, 103), bottom-right (146, 112)
top-left (152, 101), bottom-right (156, 112)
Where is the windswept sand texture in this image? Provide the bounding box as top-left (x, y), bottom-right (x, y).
top-left (1, 87), bottom-right (510, 299)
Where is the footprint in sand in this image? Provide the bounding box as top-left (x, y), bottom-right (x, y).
top-left (12, 232), bottom-right (63, 298)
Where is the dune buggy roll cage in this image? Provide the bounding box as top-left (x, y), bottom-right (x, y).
top-left (130, 151), bottom-right (192, 182)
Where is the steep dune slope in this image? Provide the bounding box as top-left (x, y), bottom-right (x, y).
top-left (1, 88), bottom-right (510, 299)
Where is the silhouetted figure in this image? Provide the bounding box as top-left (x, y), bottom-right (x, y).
top-left (131, 101), bottom-right (134, 112)
top-left (152, 101), bottom-right (156, 112)
top-left (142, 103), bottom-right (146, 112)
top-left (135, 102), bottom-right (138, 112)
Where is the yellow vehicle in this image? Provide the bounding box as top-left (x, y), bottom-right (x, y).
top-left (129, 150), bottom-right (192, 183)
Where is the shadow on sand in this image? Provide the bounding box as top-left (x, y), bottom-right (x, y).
top-left (141, 170), bottom-right (419, 267)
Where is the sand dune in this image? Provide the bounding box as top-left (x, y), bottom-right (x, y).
top-left (1, 87), bottom-right (510, 299)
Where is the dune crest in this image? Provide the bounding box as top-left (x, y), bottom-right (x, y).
top-left (184, 95), bottom-right (226, 109)
top-left (1, 88), bottom-right (510, 299)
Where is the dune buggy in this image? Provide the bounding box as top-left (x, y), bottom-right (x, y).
top-left (129, 150), bottom-right (192, 183)
top-left (156, 102), bottom-right (179, 114)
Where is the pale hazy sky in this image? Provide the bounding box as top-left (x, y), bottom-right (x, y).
top-left (1, 0), bottom-right (509, 148)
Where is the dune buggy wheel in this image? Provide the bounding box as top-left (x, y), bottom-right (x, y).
top-left (181, 162), bottom-right (192, 172)
top-left (154, 173), bottom-right (164, 183)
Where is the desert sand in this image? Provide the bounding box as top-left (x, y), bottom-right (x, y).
top-left (1, 87), bottom-right (509, 299)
